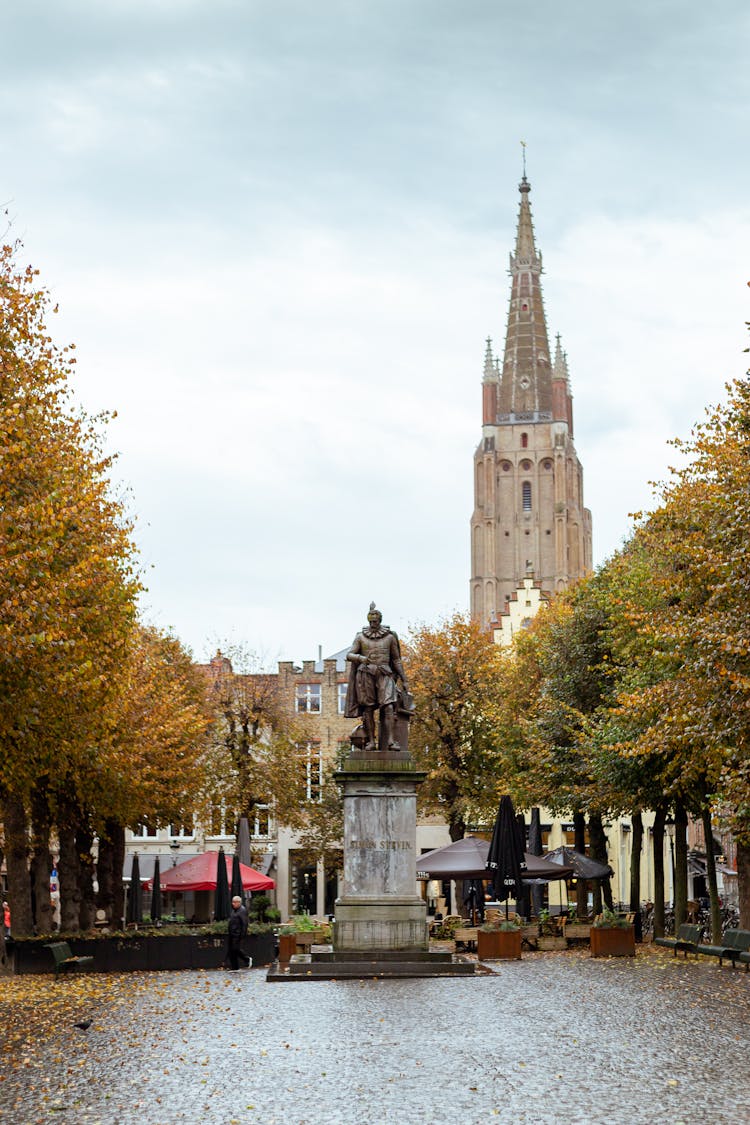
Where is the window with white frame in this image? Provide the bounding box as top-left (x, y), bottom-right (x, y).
top-left (208, 804), bottom-right (236, 837)
top-left (133, 821), bottom-right (158, 838)
top-left (168, 818), bottom-right (194, 838)
top-left (296, 683), bottom-right (321, 713)
top-left (338, 682), bottom-right (348, 714)
top-left (303, 742), bottom-right (323, 802)
top-left (251, 804), bottom-right (271, 838)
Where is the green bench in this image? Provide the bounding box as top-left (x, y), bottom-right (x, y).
top-left (654, 923), bottom-right (703, 959)
top-left (697, 928), bottom-right (750, 969)
top-left (46, 941), bottom-right (95, 978)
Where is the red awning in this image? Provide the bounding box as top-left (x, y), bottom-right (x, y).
top-left (146, 851), bottom-right (274, 893)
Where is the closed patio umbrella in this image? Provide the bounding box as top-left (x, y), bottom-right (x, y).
top-left (516, 813), bottom-right (531, 921)
top-left (528, 807), bottom-right (544, 918)
top-left (236, 817), bottom-right (252, 868)
top-left (486, 795), bottom-right (526, 917)
top-left (230, 852), bottom-right (244, 904)
top-left (151, 856), bottom-right (163, 923)
top-left (126, 853), bottom-right (143, 925)
top-left (214, 847), bottom-right (231, 922)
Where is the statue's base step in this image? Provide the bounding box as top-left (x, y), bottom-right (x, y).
top-left (267, 949), bottom-right (476, 981)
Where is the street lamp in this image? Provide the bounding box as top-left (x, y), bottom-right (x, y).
top-left (665, 815), bottom-right (676, 910)
top-left (169, 839), bottom-right (181, 921)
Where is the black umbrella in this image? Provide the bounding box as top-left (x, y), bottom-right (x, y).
top-left (486, 795), bottom-right (526, 917)
top-left (515, 813), bottom-right (532, 921)
top-left (528, 807), bottom-right (544, 918)
top-left (230, 852), bottom-right (244, 904)
top-left (151, 856), bottom-right (163, 923)
top-left (236, 817), bottom-right (252, 868)
top-left (214, 847), bottom-right (231, 922)
top-left (542, 846), bottom-right (612, 880)
top-left (126, 853), bottom-right (143, 925)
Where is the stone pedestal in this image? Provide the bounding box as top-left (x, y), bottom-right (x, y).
top-left (333, 751), bottom-right (428, 952)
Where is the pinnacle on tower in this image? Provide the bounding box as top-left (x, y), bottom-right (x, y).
top-left (483, 337), bottom-right (496, 381)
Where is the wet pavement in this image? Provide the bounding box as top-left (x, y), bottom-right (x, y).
top-left (1, 946), bottom-right (749, 1125)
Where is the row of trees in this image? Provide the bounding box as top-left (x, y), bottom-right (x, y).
top-left (406, 359), bottom-right (750, 938)
top-left (0, 246), bottom-right (220, 947)
top-left (0, 248), bottom-right (331, 947)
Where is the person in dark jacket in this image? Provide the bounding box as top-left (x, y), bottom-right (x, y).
top-left (226, 895), bottom-right (251, 970)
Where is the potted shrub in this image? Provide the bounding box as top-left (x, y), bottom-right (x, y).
top-left (277, 925), bottom-right (298, 962)
top-left (277, 914), bottom-right (329, 960)
top-left (477, 916), bottom-right (522, 960)
top-left (590, 907), bottom-right (636, 957)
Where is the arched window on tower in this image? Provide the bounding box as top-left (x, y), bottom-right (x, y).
top-left (521, 433), bottom-right (528, 449)
top-left (522, 481), bottom-right (532, 512)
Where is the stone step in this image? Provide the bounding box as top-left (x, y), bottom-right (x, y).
top-left (267, 958), bottom-right (477, 981)
top-left (311, 948), bottom-right (452, 963)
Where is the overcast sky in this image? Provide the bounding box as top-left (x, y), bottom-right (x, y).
top-left (3, 1), bottom-right (749, 665)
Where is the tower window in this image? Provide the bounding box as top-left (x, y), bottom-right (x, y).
top-left (521, 433), bottom-right (528, 449)
top-left (522, 482), bottom-right (532, 511)
top-left (543, 459), bottom-right (553, 470)
top-left (520, 459), bottom-right (532, 470)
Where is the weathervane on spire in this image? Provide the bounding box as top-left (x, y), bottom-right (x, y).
top-left (520, 139), bottom-right (527, 179)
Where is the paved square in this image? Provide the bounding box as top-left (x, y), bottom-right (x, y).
top-left (1, 947), bottom-right (748, 1124)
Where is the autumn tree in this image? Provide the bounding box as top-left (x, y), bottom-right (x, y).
top-left (0, 243), bottom-right (140, 937)
top-left (603, 367), bottom-right (750, 931)
top-left (202, 647), bottom-right (310, 843)
top-left (405, 613), bottom-right (506, 840)
top-left (86, 625), bottom-right (213, 926)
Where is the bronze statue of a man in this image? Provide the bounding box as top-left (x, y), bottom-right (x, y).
top-left (345, 603), bottom-right (409, 752)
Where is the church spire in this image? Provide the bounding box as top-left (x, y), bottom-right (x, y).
top-left (496, 174), bottom-right (553, 421)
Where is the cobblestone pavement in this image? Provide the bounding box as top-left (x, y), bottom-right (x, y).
top-left (1, 947), bottom-right (749, 1125)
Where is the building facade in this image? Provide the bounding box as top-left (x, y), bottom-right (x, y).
top-left (471, 175), bottom-right (592, 628)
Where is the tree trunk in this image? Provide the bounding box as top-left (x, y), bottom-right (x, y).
top-left (700, 805), bottom-right (722, 943)
top-left (574, 810), bottom-right (588, 917)
top-left (58, 823), bottom-right (82, 933)
top-left (589, 813), bottom-right (613, 911)
top-left (674, 800), bottom-right (688, 929)
top-left (77, 823), bottom-right (96, 930)
top-left (96, 822), bottom-right (116, 922)
top-left (106, 821), bottom-right (126, 926)
top-left (629, 810), bottom-right (643, 941)
top-left (3, 792), bottom-right (33, 936)
top-left (30, 781), bottom-right (53, 936)
top-left (652, 804), bottom-right (667, 938)
top-left (0, 844), bottom-right (5, 975)
top-left (737, 839), bottom-right (750, 929)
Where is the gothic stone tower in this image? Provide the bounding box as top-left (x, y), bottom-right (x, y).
top-left (471, 176), bottom-right (592, 627)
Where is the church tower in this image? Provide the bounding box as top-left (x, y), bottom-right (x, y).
top-left (470, 175), bottom-right (592, 627)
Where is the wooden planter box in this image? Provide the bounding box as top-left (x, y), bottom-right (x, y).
top-left (565, 924), bottom-right (591, 942)
top-left (278, 933), bottom-right (297, 962)
top-left (590, 925), bottom-right (636, 958)
top-left (294, 929), bottom-right (326, 953)
top-left (537, 935), bottom-right (567, 951)
top-left (477, 928), bottom-right (522, 960)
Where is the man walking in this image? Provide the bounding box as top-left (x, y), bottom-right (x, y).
top-left (226, 895), bottom-right (251, 970)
